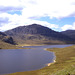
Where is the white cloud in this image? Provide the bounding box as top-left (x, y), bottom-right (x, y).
top-left (0, 0), bottom-right (75, 31)
top-left (0, 0), bottom-right (22, 7)
top-left (61, 22), bottom-right (75, 31)
top-left (21, 0), bottom-right (75, 19)
top-left (0, 13), bottom-right (59, 31)
top-left (0, 0), bottom-right (75, 18)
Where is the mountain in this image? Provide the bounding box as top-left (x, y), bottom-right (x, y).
top-left (5, 24), bottom-right (56, 36)
top-left (61, 30), bottom-right (75, 40)
top-left (0, 32), bottom-right (16, 45)
top-left (5, 24), bottom-right (75, 45)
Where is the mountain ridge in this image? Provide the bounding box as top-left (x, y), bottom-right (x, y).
top-left (61, 30), bottom-right (75, 40)
top-left (5, 24), bottom-right (75, 45)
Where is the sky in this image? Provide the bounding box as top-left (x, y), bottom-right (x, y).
top-left (0, 0), bottom-right (75, 32)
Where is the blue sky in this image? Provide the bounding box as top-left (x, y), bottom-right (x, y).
top-left (37, 16), bottom-right (75, 31)
top-left (0, 0), bottom-right (75, 31)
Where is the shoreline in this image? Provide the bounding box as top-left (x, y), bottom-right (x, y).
top-left (47, 60), bottom-right (56, 66)
top-left (1, 47), bottom-right (56, 75)
top-left (7, 48), bottom-right (56, 75)
top-left (17, 44), bottom-right (45, 47)
top-left (44, 48), bottom-right (56, 66)
top-left (7, 45), bottom-right (75, 75)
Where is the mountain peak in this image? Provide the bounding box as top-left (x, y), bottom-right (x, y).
top-left (31, 23), bottom-right (40, 26)
top-left (5, 24), bottom-right (53, 36)
top-left (27, 23), bottom-right (47, 29)
top-left (5, 24), bottom-right (75, 44)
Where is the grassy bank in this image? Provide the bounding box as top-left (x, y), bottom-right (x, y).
top-left (7, 45), bottom-right (75, 75)
top-left (0, 41), bottom-right (30, 49)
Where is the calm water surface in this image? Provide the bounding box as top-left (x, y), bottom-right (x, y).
top-left (0, 44), bottom-right (72, 74)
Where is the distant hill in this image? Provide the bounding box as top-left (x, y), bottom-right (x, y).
top-left (0, 32), bottom-right (16, 45)
top-left (5, 24), bottom-right (75, 45)
top-left (61, 30), bottom-right (75, 40)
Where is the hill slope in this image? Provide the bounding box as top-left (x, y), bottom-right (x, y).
top-left (0, 32), bottom-right (16, 45)
top-left (5, 24), bottom-right (75, 45)
top-left (61, 30), bottom-right (75, 40)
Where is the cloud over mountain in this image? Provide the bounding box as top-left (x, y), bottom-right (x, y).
top-left (0, 0), bottom-right (75, 31)
top-left (61, 22), bottom-right (75, 31)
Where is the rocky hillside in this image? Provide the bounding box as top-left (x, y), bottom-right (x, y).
top-left (0, 32), bottom-right (16, 45)
top-left (5, 24), bottom-right (75, 44)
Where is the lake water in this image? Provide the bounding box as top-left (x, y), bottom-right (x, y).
top-left (0, 44), bottom-right (72, 74)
